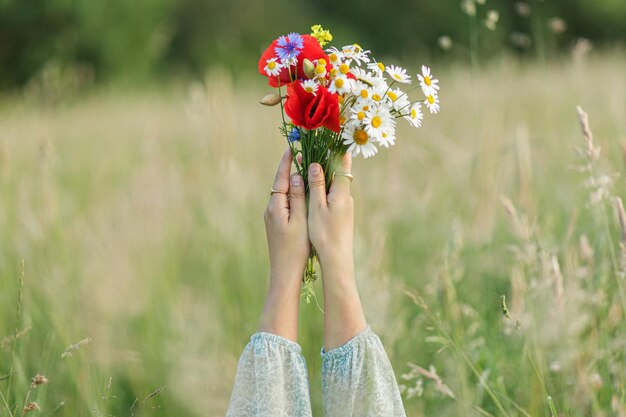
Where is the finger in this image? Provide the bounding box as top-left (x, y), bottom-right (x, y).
top-left (329, 152), bottom-right (352, 196)
top-left (308, 163), bottom-right (327, 208)
top-left (269, 148), bottom-right (292, 209)
top-left (288, 173), bottom-right (306, 223)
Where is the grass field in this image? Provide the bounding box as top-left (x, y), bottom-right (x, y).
top-left (1, 52), bottom-right (626, 416)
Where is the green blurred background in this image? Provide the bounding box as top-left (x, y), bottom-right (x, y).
top-left (1, 0), bottom-right (625, 89)
top-left (1, 1), bottom-right (626, 417)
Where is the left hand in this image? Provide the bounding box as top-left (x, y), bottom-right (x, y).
top-left (264, 148), bottom-right (309, 288)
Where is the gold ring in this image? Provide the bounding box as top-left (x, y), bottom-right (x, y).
top-left (333, 172), bottom-right (354, 182)
top-left (270, 187), bottom-right (288, 195)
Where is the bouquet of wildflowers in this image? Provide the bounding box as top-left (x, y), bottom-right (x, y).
top-left (258, 25), bottom-right (441, 292)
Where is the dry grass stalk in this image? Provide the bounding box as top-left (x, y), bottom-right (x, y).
top-left (614, 197), bottom-right (626, 243)
top-left (22, 402), bottom-right (40, 414)
top-left (129, 386), bottom-right (166, 416)
top-left (0, 325), bottom-right (32, 352)
top-left (61, 338), bottom-right (92, 359)
top-left (550, 255), bottom-right (564, 307)
top-left (407, 363), bottom-right (455, 399)
top-left (576, 106), bottom-right (600, 160)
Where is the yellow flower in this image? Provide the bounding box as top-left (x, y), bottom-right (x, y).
top-left (311, 24), bottom-right (333, 47)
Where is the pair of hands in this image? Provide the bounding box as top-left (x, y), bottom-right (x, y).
top-left (260, 149), bottom-right (366, 349)
top-left (264, 149), bottom-right (354, 285)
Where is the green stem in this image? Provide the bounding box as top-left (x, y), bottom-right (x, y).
top-left (6, 260), bottom-right (25, 407)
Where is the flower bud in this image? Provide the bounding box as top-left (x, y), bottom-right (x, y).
top-left (260, 93), bottom-right (282, 106)
top-left (303, 58), bottom-right (315, 78)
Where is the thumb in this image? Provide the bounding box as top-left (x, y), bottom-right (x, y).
top-left (308, 163), bottom-right (327, 208)
top-left (288, 173), bottom-right (306, 223)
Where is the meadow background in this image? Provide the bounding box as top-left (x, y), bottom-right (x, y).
top-left (1, 0), bottom-right (626, 416)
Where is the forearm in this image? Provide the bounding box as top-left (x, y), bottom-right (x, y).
top-left (320, 259), bottom-right (367, 351)
top-left (258, 271), bottom-right (303, 342)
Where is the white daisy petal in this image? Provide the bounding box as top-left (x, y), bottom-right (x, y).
top-left (385, 65), bottom-right (411, 84)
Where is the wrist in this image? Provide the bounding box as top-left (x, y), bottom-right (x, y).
top-left (318, 254), bottom-right (354, 279)
top-left (269, 262), bottom-right (306, 286)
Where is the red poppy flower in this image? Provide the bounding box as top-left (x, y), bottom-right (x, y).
top-left (284, 81), bottom-right (340, 133)
top-left (258, 34), bottom-right (330, 88)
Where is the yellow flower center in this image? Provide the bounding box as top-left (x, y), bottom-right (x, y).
top-left (305, 86), bottom-right (315, 93)
top-left (382, 132), bottom-right (388, 138)
top-left (352, 43), bottom-right (362, 52)
top-left (372, 94), bottom-right (381, 101)
top-left (363, 105), bottom-right (369, 111)
top-left (393, 74), bottom-right (401, 80)
top-left (268, 61), bottom-right (277, 70)
top-left (371, 115), bottom-right (382, 128)
top-left (340, 116), bottom-right (346, 125)
top-left (357, 111), bottom-right (365, 121)
top-left (387, 91), bottom-right (398, 102)
top-left (334, 78), bottom-right (344, 88)
top-left (424, 76), bottom-right (431, 86)
top-left (318, 58), bottom-right (327, 66)
top-left (377, 62), bottom-right (385, 72)
top-left (338, 95), bottom-right (344, 104)
top-left (353, 129), bottom-right (368, 145)
top-left (329, 53), bottom-right (338, 63)
top-left (339, 64), bottom-right (350, 74)
top-left (360, 89), bottom-right (368, 99)
top-left (329, 69), bottom-right (338, 77)
top-left (315, 65), bottom-right (325, 75)
top-left (411, 109), bottom-right (417, 118)
top-left (427, 95), bottom-right (435, 104)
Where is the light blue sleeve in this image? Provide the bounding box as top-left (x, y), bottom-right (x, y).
top-left (321, 326), bottom-right (406, 417)
top-left (226, 332), bottom-right (313, 417)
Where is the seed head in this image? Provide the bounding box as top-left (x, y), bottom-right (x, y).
top-left (23, 402), bottom-right (41, 413)
top-left (31, 374), bottom-right (49, 386)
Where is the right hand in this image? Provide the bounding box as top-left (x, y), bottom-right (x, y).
top-left (306, 153), bottom-right (354, 271)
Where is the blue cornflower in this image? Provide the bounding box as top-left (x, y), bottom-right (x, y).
top-left (288, 127), bottom-right (301, 142)
top-left (275, 32), bottom-right (304, 64)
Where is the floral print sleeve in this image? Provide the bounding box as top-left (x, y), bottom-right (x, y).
top-left (226, 327), bottom-right (405, 416)
top-left (321, 326), bottom-right (406, 417)
top-left (226, 332), bottom-right (313, 417)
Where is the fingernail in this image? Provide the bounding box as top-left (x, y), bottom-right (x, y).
top-left (291, 175), bottom-right (302, 186)
top-left (310, 164), bottom-right (321, 175)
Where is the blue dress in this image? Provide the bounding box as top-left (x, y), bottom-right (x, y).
top-left (226, 326), bottom-right (406, 416)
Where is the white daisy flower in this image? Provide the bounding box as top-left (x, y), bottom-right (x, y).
top-left (363, 105), bottom-right (395, 142)
top-left (385, 88), bottom-right (410, 112)
top-left (328, 74), bottom-right (350, 95)
top-left (301, 79), bottom-right (319, 95)
top-left (313, 59), bottom-right (327, 79)
top-left (342, 123), bottom-right (378, 159)
top-left (417, 65), bottom-right (440, 96)
top-left (404, 102), bottom-right (424, 128)
top-left (341, 44), bottom-right (371, 65)
top-left (367, 61), bottom-right (386, 76)
top-left (350, 79), bottom-right (374, 101)
top-left (325, 47), bottom-right (344, 65)
top-left (350, 103), bottom-right (370, 124)
top-left (368, 84), bottom-right (390, 104)
top-left (424, 93), bottom-right (441, 114)
top-left (385, 65), bottom-right (411, 84)
top-left (351, 67), bottom-right (386, 88)
top-left (264, 58), bottom-right (283, 76)
top-left (379, 125), bottom-right (397, 147)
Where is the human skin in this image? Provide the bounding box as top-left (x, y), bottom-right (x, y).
top-left (259, 149), bottom-right (367, 350)
top-left (306, 154), bottom-right (367, 351)
top-left (259, 149), bottom-right (309, 342)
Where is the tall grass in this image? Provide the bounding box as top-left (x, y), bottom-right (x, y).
top-left (1, 52), bottom-right (625, 416)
